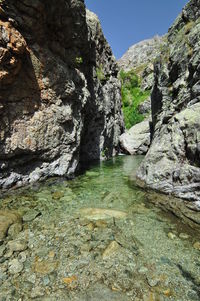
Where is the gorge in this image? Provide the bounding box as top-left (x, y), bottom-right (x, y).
top-left (0, 0), bottom-right (200, 300)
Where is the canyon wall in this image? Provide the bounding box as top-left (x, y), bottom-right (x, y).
top-left (137, 0), bottom-right (200, 210)
top-left (0, 0), bottom-right (124, 188)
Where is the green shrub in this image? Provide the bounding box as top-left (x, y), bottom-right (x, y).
top-left (96, 65), bottom-right (105, 81)
top-left (119, 70), bottom-right (150, 129)
top-left (75, 57), bottom-right (83, 64)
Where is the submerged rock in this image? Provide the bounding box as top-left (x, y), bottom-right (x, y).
top-left (0, 210), bottom-right (21, 241)
top-left (23, 209), bottom-right (41, 222)
top-left (102, 241), bottom-right (120, 259)
top-left (79, 208), bottom-right (127, 220)
top-left (120, 120), bottom-right (150, 155)
top-left (8, 258), bottom-right (23, 274)
top-left (193, 241), bottom-right (200, 251)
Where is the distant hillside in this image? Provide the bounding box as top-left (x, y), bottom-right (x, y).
top-left (118, 35), bottom-right (164, 73)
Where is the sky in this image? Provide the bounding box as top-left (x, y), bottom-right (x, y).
top-left (85, 0), bottom-right (188, 59)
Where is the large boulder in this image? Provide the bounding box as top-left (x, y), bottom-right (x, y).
top-left (0, 0), bottom-right (124, 188)
top-left (137, 0), bottom-right (200, 209)
top-left (120, 120), bottom-right (150, 155)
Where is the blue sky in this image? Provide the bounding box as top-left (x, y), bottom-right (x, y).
top-left (85, 0), bottom-right (188, 59)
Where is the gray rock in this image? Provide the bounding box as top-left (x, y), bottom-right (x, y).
top-left (118, 36), bottom-right (164, 72)
top-left (0, 1), bottom-right (124, 189)
top-left (137, 0), bottom-right (200, 211)
top-left (0, 245), bottom-right (6, 257)
top-left (146, 275), bottom-right (159, 287)
top-left (30, 286), bottom-right (45, 299)
top-left (138, 97), bottom-right (151, 115)
top-left (118, 36), bottom-right (165, 91)
top-left (0, 210), bottom-right (21, 241)
top-left (120, 120), bottom-right (150, 155)
top-left (7, 239), bottom-right (27, 254)
top-left (8, 258), bottom-right (23, 274)
top-left (23, 209), bottom-right (41, 222)
top-left (7, 222), bottom-right (22, 238)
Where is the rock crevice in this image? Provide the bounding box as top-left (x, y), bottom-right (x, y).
top-left (137, 0), bottom-right (200, 209)
top-left (0, 0), bottom-right (124, 188)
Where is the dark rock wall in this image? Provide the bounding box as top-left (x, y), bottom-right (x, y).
top-left (137, 0), bottom-right (200, 208)
top-left (0, 0), bottom-right (124, 188)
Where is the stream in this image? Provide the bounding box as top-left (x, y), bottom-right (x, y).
top-left (0, 155), bottom-right (199, 301)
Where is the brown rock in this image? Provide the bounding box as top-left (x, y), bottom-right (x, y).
top-left (0, 210), bottom-right (21, 241)
top-left (79, 208), bottom-right (127, 221)
top-left (193, 241), bottom-right (200, 251)
top-left (102, 241), bottom-right (120, 259)
top-left (33, 258), bottom-right (58, 275)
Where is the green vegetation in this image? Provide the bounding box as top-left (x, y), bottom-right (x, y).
top-left (96, 64), bottom-right (105, 81)
top-left (75, 56), bottom-right (83, 64)
top-left (101, 147), bottom-right (109, 159)
top-left (119, 70), bottom-right (150, 129)
top-left (184, 20), bottom-right (195, 35)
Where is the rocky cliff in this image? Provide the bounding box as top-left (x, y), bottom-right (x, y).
top-left (137, 0), bottom-right (200, 211)
top-left (118, 36), bottom-right (164, 90)
top-left (0, 0), bottom-right (124, 188)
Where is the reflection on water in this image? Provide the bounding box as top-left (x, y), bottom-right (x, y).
top-left (0, 155), bottom-right (199, 301)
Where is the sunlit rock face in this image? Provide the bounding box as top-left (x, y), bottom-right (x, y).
top-left (137, 0), bottom-right (200, 208)
top-left (0, 0), bottom-right (124, 188)
top-left (118, 36), bottom-right (164, 90)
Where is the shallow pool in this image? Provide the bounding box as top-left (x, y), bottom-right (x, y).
top-left (0, 155), bottom-right (199, 301)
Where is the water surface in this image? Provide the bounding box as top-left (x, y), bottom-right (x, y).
top-left (0, 155), bottom-right (199, 301)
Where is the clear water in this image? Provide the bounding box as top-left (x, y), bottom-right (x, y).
top-left (0, 155), bottom-right (199, 301)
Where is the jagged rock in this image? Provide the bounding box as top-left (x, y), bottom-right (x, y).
top-left (137, 0), bottom-right (200, 208)
top-left (118, 36), bottom-right (164, 90)
top-left (118, 36), bottom-right (164, 72)
top-left (120, 120), bottom-right (150, 155)
top-left (0, 0), bottom-right (124, 189)
top-left (138, 97), bottom-right (151, 115)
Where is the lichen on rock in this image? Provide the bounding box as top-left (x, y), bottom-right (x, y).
top-left (0, 0), bottom-right (124, 189)
top-left (137, 0), bottom-right (200, 209)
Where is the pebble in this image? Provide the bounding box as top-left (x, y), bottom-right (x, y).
top-left (80, 208), bottom-right (127, 220)
top-left (30, 286), bottom-right (45, 298)
top-left (146, 275), bottom-right (159, 287)
top-left (7, 239), bottom-right (27, 253)
top-left (27, 274), bottom-right (36, 284)
top-left (52, 191), bottom-right (64, 200)
top-left (163, 288), bottom-right (172, 297)
top-left (8, 223), bottom-right (22, 238)
top-left (18, 251), bottom-right (27, 263)
top-left (43, 275), bottom-right (50, 286)
top-left (8, 259), bottom-right (23, 274)
top-left (179, 233), bottom-right (189, 240)
top-left (23, 209), bottom-right (40, 222)
top-left (138, 266), bottom-right (148, 274)
top-left (102, 241), bottom-right (120, 259)
top-left (0, 245), bottom-right (6, 257)
top-left (168, 232), bottom-right (176, 240)
top-left (193, 241), bottom-right (200, 251)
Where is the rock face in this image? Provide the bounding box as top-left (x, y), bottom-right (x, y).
top-left (118, 36), bottom-right (164, 90)
top-left (137, 0), bottom-right (200, 208)
top-left (120, 120), bottom-right (150, 155)
top-left (0, 0), bottom-right (124, 188)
